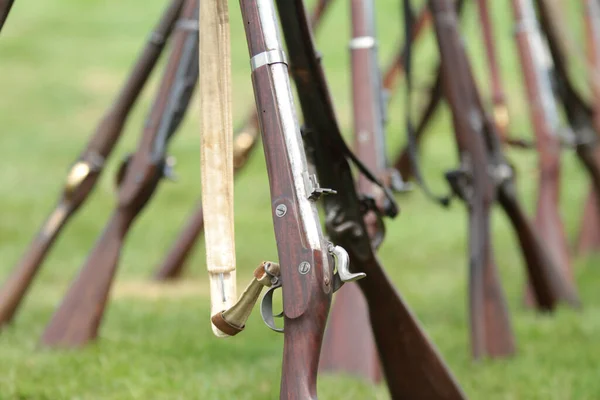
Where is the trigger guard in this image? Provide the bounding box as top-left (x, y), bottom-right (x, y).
top-left (260, 284), bottom-right (284, 333)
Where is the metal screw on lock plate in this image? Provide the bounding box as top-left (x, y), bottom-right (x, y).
top-left (275, 204), bottom-right (287, 217)
top-left (298, 262), bottom-right (311, 275)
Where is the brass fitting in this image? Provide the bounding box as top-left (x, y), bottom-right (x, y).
top-left (211, 261), bottom-right (280, 336)
top-left (493, 104), bottom-right (510, 133)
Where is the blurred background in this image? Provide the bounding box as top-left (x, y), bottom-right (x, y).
top-left (0, 0), bottom-right (598, 398)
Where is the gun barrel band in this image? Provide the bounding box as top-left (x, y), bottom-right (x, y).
top-left (349, 36), bottom-right (376, 49)
top-left (513, 19), bottom-right (538, 35)
top-left (176, 18), bottom-right (199, 32)
top-left (250, 49), bottom-right (288, 71)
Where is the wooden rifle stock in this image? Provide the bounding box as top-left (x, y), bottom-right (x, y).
top-left (577, 0), bottom-right (600, 255)
top-left (152, 0), bottom-right (335, 281)
top-left (510, 0), bottom-right (575, 303)
top-left (429, 0), bottom-right (516, 359)
top-left (0, 0), bottom-right (14, 33)
top-left (238, 0), bottom-right (336, 397)
top-left (40, 0), bottom-right (199, 347)
top-left (0, 0), bottom-right (183, 329)
top-left (278, 0), bottom-right (465, 397)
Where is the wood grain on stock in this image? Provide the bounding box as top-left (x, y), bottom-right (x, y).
top-left (240, 0), bottom-right (333, 397)
top-left (152, 0), bottom-right (333, 281)
top-left (429, 0), bottom-right (515, 359)
top-left (40, 0), bottom-right (197, 347)
top-left (0, 0), bottom-right (183, 329)
top-left (253, 70), bottom-right (329, 398)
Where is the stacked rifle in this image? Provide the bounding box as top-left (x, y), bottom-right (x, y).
top-left (1, 0), bottom-right (599, 398)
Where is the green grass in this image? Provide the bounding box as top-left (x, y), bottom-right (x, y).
top-left (0, 0), bottom-right (598, 398)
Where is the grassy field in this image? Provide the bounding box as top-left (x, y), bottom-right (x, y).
top-left (1, 0), bottom-right (599, 398)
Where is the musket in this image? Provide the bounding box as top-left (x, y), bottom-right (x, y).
top-left (576, 0), bottom-right (600, 255)
top-left (39, 0), bottom-right (198, 347)
top-left (0, 0), bottom-right (14, 33)
top-left (152, 0), bottom-right (335, 281)
top-left (427, 0), bottom-right (579, 358)
top-left (0, 0), bottom-right (184, 329)
top-left (428, 0), bottom-right (514, 359)
top-left (205, 0), bottom-right (357, 397)
top-left (320, 0), bottom-right (393, 382)
top-left (278, 0), bottom-right (466, 397)
top-left (510, 0), bottom-right (574, 299)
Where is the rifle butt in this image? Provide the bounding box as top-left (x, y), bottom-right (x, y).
top-left (153, 204), bottom-right (204, 281)
top-left (280, 300), bottom-right (329, 400)
top-left (497, 183), bottom-right (580, 309)
top-left (467, 206), bottom-right (515, 360)
top-left (319, 283), bottom-right (381, 382)
top-left (355, 255), bottom-right (466, 399)
top-left (40, 211), bottom-right (132, 348)
top-left (575, 189), bottom-right (600, 255)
